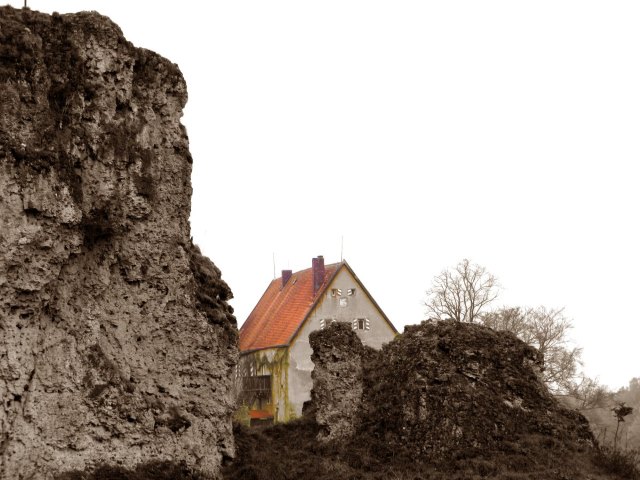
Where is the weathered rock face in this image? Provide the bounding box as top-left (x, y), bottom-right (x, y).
top-left (0, 6), bottom-right (237, 479)
top-left (360, 321), bottom-right (593, 461)
top-left (309, 322), bottom-right (370, 442)
top-left (309, 320), bottom-right (594, 466)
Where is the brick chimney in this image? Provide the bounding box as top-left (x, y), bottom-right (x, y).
top-left (281, 269), bottom-right (292, 288)
top-left (312, 255), bottom-right (325, 295)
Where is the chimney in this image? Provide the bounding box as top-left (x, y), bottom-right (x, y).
top-left (281, 269), bottom-right (292, 288)
top-left (312, 255), bottom-right (325, 294)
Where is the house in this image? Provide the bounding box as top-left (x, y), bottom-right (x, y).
top-left (237, 255), bottom-right (397, 425)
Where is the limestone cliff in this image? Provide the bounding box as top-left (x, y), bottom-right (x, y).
top-left (0, 6), bottom-right (237, 479)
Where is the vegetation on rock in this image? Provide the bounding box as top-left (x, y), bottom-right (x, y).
top-left (225, 321), bottom-right (638, 479)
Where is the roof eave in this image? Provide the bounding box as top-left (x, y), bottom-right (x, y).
top-left (240, 344), bottom-right (290, 356)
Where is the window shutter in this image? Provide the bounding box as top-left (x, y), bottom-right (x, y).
top-left (320, 319), bottom-right (326, 330)
top-left (365, 318), bottom-right (370, 331)
top-left (352, 319), bottom-right (357, 330)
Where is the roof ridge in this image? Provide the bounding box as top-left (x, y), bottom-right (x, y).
top-left (277, 261), bottom-right (343, 277)
top-left (239, 262), bottom-right (342, 352)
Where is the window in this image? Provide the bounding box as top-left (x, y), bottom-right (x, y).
top-left (347, 288), bottom-right (356, 296)
top-left (339, 297), bottom-right (348, 307)
top-left (352, 318), bottom-right (370, 331)
top-left (319, 318), bottom-right (336, 329)
top-left (239, 374), bottom-right (271, 406)
top-left (331, 288), bottom-right (342, 297)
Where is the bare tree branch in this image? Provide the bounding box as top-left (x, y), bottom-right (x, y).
top-left (480, 305), bottom-right (583, 395)
top-left (424, 259), bottom-right (499, 323)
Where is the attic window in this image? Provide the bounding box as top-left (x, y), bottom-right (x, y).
top-left (347, 288), bottom-right (356, 296)
top-left (319, 318), bottom-right (336, 330)
top-left (339, 297), bottom-right (348, 307)
top-left (353, 318), bottom-right (370, 331)
top-left (331, 288), bottom-right (342, 297)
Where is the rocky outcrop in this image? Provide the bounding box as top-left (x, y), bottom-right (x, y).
top-left (359, 321), bottom-right (593, 460)
top-left (225, 320), bottom-right (604, 479)
top-left (0, 6), bottom-right (237, 479)
top-left (308, 320), bottom-right (594, 470)
top-left (309, 322), bottom-right (370, 442)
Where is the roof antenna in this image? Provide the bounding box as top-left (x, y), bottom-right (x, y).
top-left (340, 235), bottom-right (344, 262)
top-left (24, 0), bottom-right (27, 7)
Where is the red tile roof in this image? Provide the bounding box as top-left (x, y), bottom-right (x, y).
top-left (239, 262), bottom-right (342, 352)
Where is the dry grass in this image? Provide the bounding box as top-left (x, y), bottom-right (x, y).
top-left (223, 418), bottom-right (627, 480)
top-left (55, 461), bottom-right (205, 480)
top-left (592, 446), bottom-right (640, 479)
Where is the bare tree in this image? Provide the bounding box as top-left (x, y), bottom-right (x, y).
top-left (480, 306), bottom-right (582, 394)
top-left (530, 307), bottom-right (582, 391)
top-left (424, 259), bottom-right (499, 323)
top-left (479, 306), bottom-right (531, 340)
top-left (568, 375), bottom-right (613, 410)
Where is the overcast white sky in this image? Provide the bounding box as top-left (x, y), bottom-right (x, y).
top-left (9, 1), bottom-right (639, 390)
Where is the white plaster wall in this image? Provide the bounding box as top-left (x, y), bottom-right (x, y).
top-left (286, 267), bottom-right (396, 418)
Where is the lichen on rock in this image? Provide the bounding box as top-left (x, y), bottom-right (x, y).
top-left (0, 6), bottom-right (237, 479)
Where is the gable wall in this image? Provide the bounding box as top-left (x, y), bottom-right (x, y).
top-left (286, 267), bottom-right (396, 418)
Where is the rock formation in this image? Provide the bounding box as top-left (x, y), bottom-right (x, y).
top-left (0, 6), bottom-right (237, 479)
top-left (357, 320), bottom-right (593, 460)
top-left (304, 320), bottom-right (598, 478)
top-left (309, 322), bottom-right (370, 441)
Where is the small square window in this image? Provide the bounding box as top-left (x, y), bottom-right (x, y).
top-left (353, 318), bottom-right (370, 331)
top-left (339, 298), bottom-right (348, 307)
top-left (320, 318), bottom-right (336, 329)
top-left (347, 288), bottom-right (356, 296)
